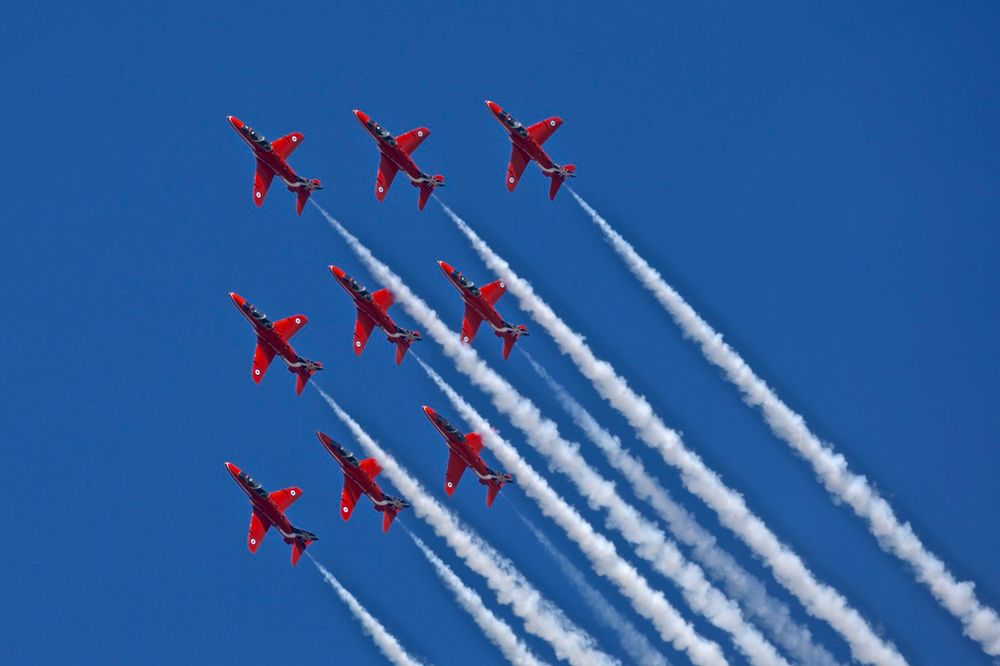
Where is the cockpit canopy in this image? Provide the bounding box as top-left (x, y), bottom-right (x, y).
top-left (242, 125), bottom-right (272, 152)
top-left (331, 441), bottom-right (360, 467)
top-left (499, 111), bottom-right (528, 138)
top-left (367, 120), bottom-right (397, 147)
top-left (348, 277), bottom-right (372, 301)
top-left (238, 471), bottom-right (269, 498)
top-left (434, 413), bottom-right (464, 439)
top-left (455, 272), bottom-right (480, 296)
top-left (243, 302), bottom-right (272, 329)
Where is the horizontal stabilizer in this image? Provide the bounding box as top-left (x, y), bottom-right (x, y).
top-left (295, 188), bottom-right (311, 215)
top-left (290, 539), bottom-right (307, 566)
top-left (394, 339), bottom-right (412, 365)
top-left (382, 508), bottom-right (399, 533)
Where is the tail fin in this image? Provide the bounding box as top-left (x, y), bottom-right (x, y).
top-left (296, 188), bottom-right (312, 216)
top-left (394, 339), bottom-right (412, 365)
top-left (417, 184), bottom-right (433, 211)
top-left (382, 508), bottom-right (399, 533)
top-left (295, 366), bottom-right (319, 395)
top-left (501, 326), bottom-right (527, 360)
top-left (290, 538), bottom-right (310, 566)
top-left (485, 473), bottom-right (512, 507)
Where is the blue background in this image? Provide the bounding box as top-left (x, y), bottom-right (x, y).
top-left (1, 2), bottom-right (997, 664)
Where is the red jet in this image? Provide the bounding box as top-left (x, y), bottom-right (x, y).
top-left (229, 292), bottom-right (323, 395)
top-left (484, 100), bottom-right (576, 200)
top-left (224, 462), bottom-right (318, 566)
top-left (438, 260), bottom-right (528, 360)
top-left (328, 266), bottom-right (421, 365)
top-left (227, 115), bottom-right (322, 215)
top-left (422, 406), bottom-right (512, 507)
top-left (353, 110), bottom-right (444, 210)
top-left (317, 432), bottom-right (411, 533)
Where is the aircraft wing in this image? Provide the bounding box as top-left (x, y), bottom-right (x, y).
top-left (375, 154), bottom-right (399, 201)
top-left (461, 304), bottom-right (484, 343)
top-left (341, 477), bottom-right (364, 521)
top-left (444, 450), bottom-right (468, 496)
top-left (248, 508), bottom-right (270, 553)
top-left (253, 159), bottom-right (275, 206)
top-left (395, 127), bottom-right (430, 155)
top-left (269, 487), bottom-right (303, 513)
top-left (353, 310), bottom-right (376, 355)
top-left (273, 315), bottom-right (308, 341)
top-left (479, 279), bottom-right (507, 306)
top-left (527, 117), bottom-right (563, 145)
top-left (506, 145), bottom-right (530, 192)
top-left (271, 132), bottom-right (303, 159)
top-left (372, 288), bottom-right (394, 310)
top-left (252, 340), bottom-right (276, 383)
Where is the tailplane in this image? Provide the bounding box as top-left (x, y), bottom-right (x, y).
top-left (548, 165), bottom-right (574, 200)
top-left (417, 176), bottom-right (445, 211)
top-left (393, 330), bottom-right (421, 365)
top-left (485, 471), bottom-right (513, 507)
top-left (381, 495), bottom-right (411, 532)
top-left (501, 325), bottom-right (529, 360)
top-left (293, 359), bottom-right (323, 395)
top-left (289, 529), bottom-right (318, 566)
top-left (294, 179), bottom-right (322, 215)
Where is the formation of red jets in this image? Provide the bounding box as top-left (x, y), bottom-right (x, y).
top-left (224, 101), bottom-right (567, 564)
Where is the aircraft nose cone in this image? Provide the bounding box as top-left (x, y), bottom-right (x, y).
top-left (485, 100), bottom-right (500, 114)
top-left (421, 405), bottom-right (435, 418)
top-left (353, 109), bottom-right (369, 124)
top-left (329, 265), bottom-right (346, 279)
top-left (225, 461), bottom-right (240, 476)
top-left (229, 292), bottom-right (244, 307)
top-left (227, 115), bottom-right (242, 130)
top-left (437, 260), bottom-right (453, 275)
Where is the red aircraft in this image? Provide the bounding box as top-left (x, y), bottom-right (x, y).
top-left (328, 266), bottom-right (421, 365)
top-left (227, 115), bottom-right (322, 215)
top-left (317, 432), bottom-right (411, 533)
top-left (224, 462), bottom-right (318, 566)
top-left (229, 292), bottom-right (323, 395)
top-left (438, 260), bottom-right (528, 360)
top-left (353, 109), bottom-right (444, 210)
top-left (422, 406), bottom-right (512, 507)
top-left (484, 100), bottom-right (576, 200)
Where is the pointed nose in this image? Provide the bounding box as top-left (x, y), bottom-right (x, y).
top-left (224, 461), bottom-right (240, 476)
top-left (329, 265), bottom-right (346, 280)
top-left (353, 109), bottom-right (369, 125)
top-left (437, 260), bottom-right (453, 276)
top-left (421, 405), bottom-right (436, 420)
top-left (485, 100), bottom-right (500, 114)
top-left (227, 115), bottom-right (242, 130)
top-left (229, 292), bottom-right (245, 308)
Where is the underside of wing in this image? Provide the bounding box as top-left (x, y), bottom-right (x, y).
top-left (253, 159), bottom-right (275, 206)
top-left (479, 279), bottom-right (507, 306)
top-left (268, 487), bottom-right (303, 513)
top-left (444, 450), bottom-right (468, 496)
top-left (248, 508), bottom-right (270, 553)
top-left (271, 132), bottom-right (303, 159)
top-left (527, 117), bottom-right (563, 145)
top-left (273, 315), bottom-right (308, 341)
top-left (353, 310), bottom-right (377, 355)
top-left (376, 154), bottom-right (399, 201)
top-left (461, 305), bottom-right (484, 344)
top-left (252, 340), bottom-right (276, 383)
top-left (340, 477), bottom-right (363, 522)
top-left (395, 127), bottom-right (430, 155)
top-left (506, 145), bottom-right (530, 192)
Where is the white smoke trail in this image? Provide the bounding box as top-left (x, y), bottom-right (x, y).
top-left (312, 384), bottom-right (617, 666)
top-left (309, 554), bottom-right (426, 666)
top-left (513, 508), bottom-right (672, 666)
top-left (415, 356), bottom-right (785, 666)
top-left (522, 350), bottom-right (841, 666)
top-left (436, 200), bottom-right (906, 666)
top-left (569, 189), bottom-right (1000, 657)
top-left (309, 204), bottom-right (726, 666)
top-left (405, 529), bottom-right (549, 666)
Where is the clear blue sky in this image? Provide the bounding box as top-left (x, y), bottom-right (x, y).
top-left (2, 2), bottom-right (998, 664)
